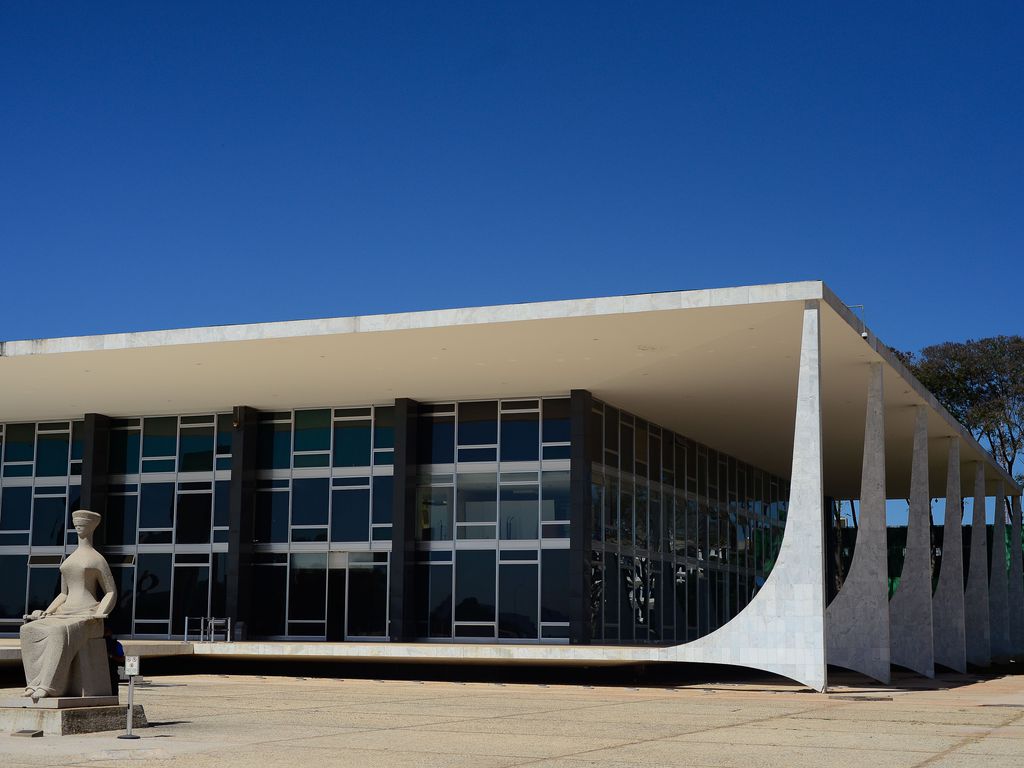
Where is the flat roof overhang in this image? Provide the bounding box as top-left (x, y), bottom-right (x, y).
top-left (1, 281), bottom-right (1018, 499)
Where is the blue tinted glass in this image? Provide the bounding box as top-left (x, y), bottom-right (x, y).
top-left (541, 471), bottom-right (570, 521)
top-left (416, 486), bottom-right (452, 541)
top-left (294, 409), bottom-right (331, 453)
top-left (418, 416), bottom-right (454, 465)
top-left (109, 429), bottom-right (141, 474)
top-left (135, 553), bottom-right (172, 620)
top-left (3, 423), bottom-right (34, 463)
top-left (500, 412), bottom-right (539, 462)
top-left (140, 483), bottom-right (175, 529)
top-left (541, 549), bottom-right (570, 622)
top-left (35, 432), bottom-right (69, 477)
top-left (216, 414), bottom-right (233, 456)
top-left (542, 399), bottom-right (571, 443)
top-left (178, 426), bottom-right (214, 472)
top-left (258, 421), bottom-right (291, 470)
top-left (0, 486), bottom-right (32, 530)
top-left (254, 490), bottom-right (289, 543)
top-left (331, 488), bottom-right (370, 542)
top-left (108, 566), bottom-right (135, 635)
top-left (456, 473), bottom-right (497, 523)
top-left (457, 401), bottom-right (497, 446)
top-left (70, 421), bottom-right (85, 461)
top-left (454, 549), bottom-right (495, 622)
top-left (373, 407), bottom-right (395, 450)
top-left (142, 417), bottom-right (177, 458)
top-left (26, 567), bottom-right (62, 613)
top-left (213, 480), bottom-right (230, 527)
top-left (31, 497), bottom-right (65, 547)
top-left (292, 478), bottom-right (329, 526)
top-left (0, 554), bottom-right (28, 618)
top-left (500, 485), bottom-right (538, 539)
top-left (171, 565), bottom-right (210, 635)
top-left (498, 563), bottom-right (537, 638)
top-left (105, 494), bottom-right (138, 545)
top-left (333, 420), bottom-right (371, 467)
top-left (372, 476), bottom-right (393, 524)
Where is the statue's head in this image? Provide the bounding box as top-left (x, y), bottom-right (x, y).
top-left (71, 509), bottom-right (101, 537)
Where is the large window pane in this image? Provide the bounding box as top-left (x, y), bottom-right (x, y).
top-left (500, 485), bottom-right (538, 540)
top-left (31, 497), bottom-right (65, 547)
top-left (143, 417), bottom-right (177, 458)
top-left (175, 492), bottom-right (212, 544)
top-left (331, 488), bottom-right (369, 542)
top-left (178, 425), bottom-right (214, 472)
top-left (26, 567), bottom-right (62, 613)
top-left (429, 563), bottom-right (452, 637)
top-left (35, 432), bottom-right (69, 477)
top-left (258, 421), bottom-right (291, 470)
top-left (292, 478), bottom-right (329, 526)
top-left (0, 555), bottom-right (28, 618)
top-left (109, 566), bottom-right (135, 635)
top-left (499, 563), bottom-right (537, 639)
top-left (500, 411), bottom-right (539, 462)
top-left (456, 473), bottom-right (497, 524)
top-left (541, 471), bottom-right (570, 522)
top-left (416, 486), bottom-right (452, 541)
top-left (288, 553), bottom-right (327, 621)
top-left (1, 486), bottom-right (31, 530)
top-left (214, 480), bottom-right (230, 528)
top-left (108, 429), bottom-right (140, 474)
top-left (333, 420), bottom-right (371, 467)
top-left (541, 549), bottom-right (570, 622)
top-left (418, 416), bottom-right (454, 465)
top-left (172, 566), bottom-right (209, 635)
top-left (105, 494), bottom-right (138, 545)
top-left (542, 399), bottom-right (570, 443)
top-left (140, 483), bottom-right (175, 529)
top-left (372, 476), bottom-right (393, 525)
top-left (455, 550), bottom-right (495, 622)
top-left (294, 409), bottom-right (331, 453)
top-left (4, 423), bottom-right (35, 464)
top-left (251, 565), bottom-right (286, 636)
top-left (458, 401), bottom-right (497, 446)
top-left (255, 490), bottom-right (289, 543)
top-left (135, 553), bottom-right (172, 621)
top-left (373, 406), bottom-right (395, 450)
top-left (347, 563), bottom-right (388, 637)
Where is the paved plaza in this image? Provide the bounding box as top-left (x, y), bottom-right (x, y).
top-left (1, 671), bottom-right (1023, 767)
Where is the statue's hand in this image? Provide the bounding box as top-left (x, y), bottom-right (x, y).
top-left (22, 610), bottom-right (44, 621)
top-left (94, 612), bottom-right (109, 619)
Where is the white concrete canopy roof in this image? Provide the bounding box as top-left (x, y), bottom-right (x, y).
top-left (1, 281), bottom-right (1018, 499)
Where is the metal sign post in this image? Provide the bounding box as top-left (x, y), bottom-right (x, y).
top-left (118, 655), bottom-right (141, 740)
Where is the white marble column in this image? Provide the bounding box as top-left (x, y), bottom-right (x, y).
top-left (889, 406), bottom-right (934, 677)
top-left (660, 300), bottom-right (827, 691)
top-left (965, 462), bottom-right (991, 667)
top-left (932, 438), bottom-right (966, 672)
top-left (826, 362), bottom-right (891, 684)
top-left (989, 483), bottom-right (1011, 662)
top-left (1010, 496), bottom-right (1024, 656)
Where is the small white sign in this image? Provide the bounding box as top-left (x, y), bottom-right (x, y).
top-left (124, 656), bottom-right (140, 676)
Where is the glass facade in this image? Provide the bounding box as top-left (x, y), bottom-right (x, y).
top-left (413, 398), bottom-right (571, 641)
top-left (588, 399), bottom-right (788, 645)
top-left (0, 395), bottom-right (789, 647)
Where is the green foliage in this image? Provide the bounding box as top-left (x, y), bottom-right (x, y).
top-left (900, 336), bottom-right (1024, 484)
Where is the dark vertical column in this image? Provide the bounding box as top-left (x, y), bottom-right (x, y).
top-left (81, 413), bottom-right (111, 545)
top-left (569, 389), bottom-right (594, 644)
top-left (226, 405), bottom-right (259, 638)
top-left (389, 398), bottom-right (420, 641)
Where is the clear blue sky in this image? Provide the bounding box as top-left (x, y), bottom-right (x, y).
top-left (3, 3), bottom-right (1021, 351)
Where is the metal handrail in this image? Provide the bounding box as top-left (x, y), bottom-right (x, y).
top-left (183, 616), bottom-right (232, 643)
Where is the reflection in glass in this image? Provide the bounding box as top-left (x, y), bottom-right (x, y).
top-left (456, 473), bottom-right (497, 524)
top-left (140, 483), bottom-right (175, 529)
top-left (135, 553), bottom-right (172, 621)
top-left (31, 497), bottom-right (65, 547)
top-left (416, 486), bottom-right (452, 541)
top-left (499, 563), bottom-right (537, 638)
top-left (454, 550), bottom-right (495, 622)
top-left (289, 553), bottom-right (327, 621)
top-left (499, 484), bottom-right (538, 540)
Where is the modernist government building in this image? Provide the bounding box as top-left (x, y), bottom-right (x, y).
top-left (1, 281), bottom-right (1022, 691)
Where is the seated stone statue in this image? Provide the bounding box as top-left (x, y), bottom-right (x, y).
top-left (20, 509), bottom-right (117, 701)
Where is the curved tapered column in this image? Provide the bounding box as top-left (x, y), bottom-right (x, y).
top-left (932, 438), bottom-right (966, 672)
top-left (1010, 496), bottom-right (1024, 656)
top-left (989, 483), bottom-right (1011, 662)
top-left (826, 362), bottom-right (890, 684)
top-left (965, 462), bottom-right (991, 667)
top-left (889, 406), bottom-right (934, 677)
top-left (660, 300), bottom-right (827, 691)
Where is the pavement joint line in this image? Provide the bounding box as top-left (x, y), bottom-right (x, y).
top-left (903, 709), bottom-right (1024, 768)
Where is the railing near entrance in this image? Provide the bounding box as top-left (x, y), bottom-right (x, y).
top-left (183, 616), bottom-right (232, 643)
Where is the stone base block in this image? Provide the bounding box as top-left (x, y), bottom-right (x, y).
top-left (0, 696), bottom-right (118, 709)
top-left (1, 704), bottom-right (146, 735)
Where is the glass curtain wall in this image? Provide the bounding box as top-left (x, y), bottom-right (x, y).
top-left (588, 399), bottom-right (788, 645)
top-left (106, 414), bottom-right (232, 637)
top-left (0, 421), bottom-right (84, 635)
top-left (413, 397), bottom-right (571, 642)
top-left (250, 406), bottom-right (394, 640)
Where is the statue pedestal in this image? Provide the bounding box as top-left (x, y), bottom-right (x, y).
top-left (0, 697), bottom-right (146, 735)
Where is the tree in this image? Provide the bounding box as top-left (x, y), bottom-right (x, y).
top-left (900, 336), bottom-right (1024, 486)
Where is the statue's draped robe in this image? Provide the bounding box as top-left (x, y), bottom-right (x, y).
top-left (20, 551), bottom-right (109, 696)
